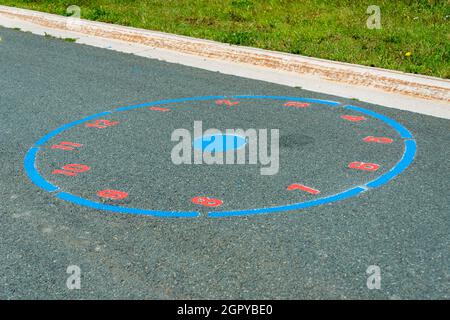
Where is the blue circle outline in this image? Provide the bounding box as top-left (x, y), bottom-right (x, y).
top-left (24, 95), bottom-right (416, 218)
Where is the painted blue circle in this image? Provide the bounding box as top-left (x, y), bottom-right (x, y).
top-left (193, 134), bottom-right (247, 153)
top-left (24, 95), bottom-right (416, 218)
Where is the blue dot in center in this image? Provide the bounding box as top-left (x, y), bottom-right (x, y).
top-left (193, 134), bottom-right (247, 153)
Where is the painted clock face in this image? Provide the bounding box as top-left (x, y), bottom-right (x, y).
top-left (25, 95), bottom-right (416, 218)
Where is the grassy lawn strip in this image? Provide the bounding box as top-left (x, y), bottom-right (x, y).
top-left (1, 0), bottom-right (449, 78)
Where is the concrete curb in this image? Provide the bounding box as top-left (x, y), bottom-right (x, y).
top-left (0, 5), bottom-right (449, 115)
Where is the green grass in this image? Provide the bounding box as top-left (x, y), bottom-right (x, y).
top-left (43, 32), bottom-right (77, 42)
top-left (1, 0), bottom-right (449, 78)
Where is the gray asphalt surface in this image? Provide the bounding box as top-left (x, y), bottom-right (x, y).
top-left (0, 26), bottom-right (449, 299)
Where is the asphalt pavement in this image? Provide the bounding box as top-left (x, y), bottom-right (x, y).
top-left (0, 26), bottom-right (449, 299)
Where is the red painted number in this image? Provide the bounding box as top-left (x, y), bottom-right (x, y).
top-left (341, 115), bottom-right (367, 122)
top-left (149, 107), bottom-right (170, 112)
top-left (51, 141), bottom-right (82, 150)
top-left (97, 189), bottom-right (129, 200)
top-left (287, 183), bottom-right (320, 195)
top-left (284, 102), bottom-right (310, 108)
top-left (363, 136), bottom-right (393, 144)
top-left (85, 119), bottom-right (119, 129)
top-left (52, 163), bottom-right (90, 176)
top-left (348, 161), bottom-right (380, 171)
top-left (216, 99), bottom-right (239, 106)
top-left (192, 196), bottom-right (223, 207)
